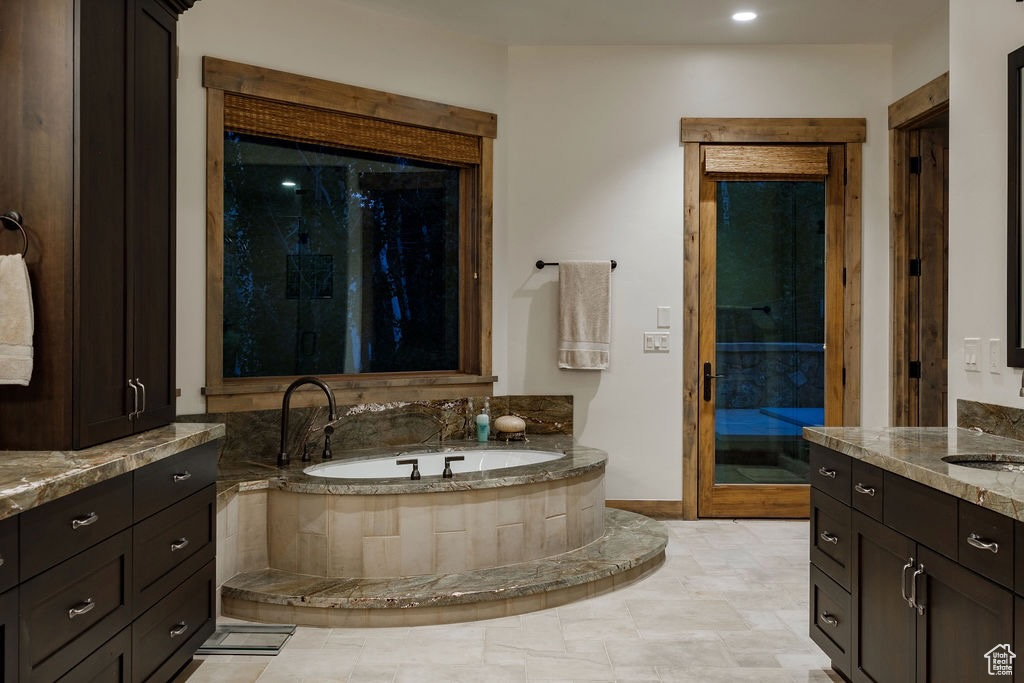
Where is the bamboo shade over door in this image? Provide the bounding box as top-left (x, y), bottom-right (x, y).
top-left (697, 144), bottom-right (845, 518)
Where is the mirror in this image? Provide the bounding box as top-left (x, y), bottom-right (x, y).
top-left (1008, 45), bottom-right (1024, 366)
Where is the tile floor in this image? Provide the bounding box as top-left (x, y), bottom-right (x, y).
top-left (176, 519), bottom-right (841, 682)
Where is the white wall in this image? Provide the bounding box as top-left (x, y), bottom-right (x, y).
top-left (891, 8), bottom-right (949, 100)
top-left (174, 0), bottom-right (510, 415)
top-left (947, 1), bottom-right (1024, 417)
top-left (505, 45), bottom-right (893, 500)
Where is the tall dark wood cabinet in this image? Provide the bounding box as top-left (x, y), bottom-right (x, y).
top-left (0, 0), bottom-right (198, 450)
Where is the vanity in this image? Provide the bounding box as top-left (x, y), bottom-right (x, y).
top-left (804, 426), bottom-right (1024, 682)
top-left (0, 423), bottom-right (223, 681)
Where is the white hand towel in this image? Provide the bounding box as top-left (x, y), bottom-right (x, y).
top-left (0, 254), bottom-right (34, 385)
top-left (557, 260), bottom-right (611, 370)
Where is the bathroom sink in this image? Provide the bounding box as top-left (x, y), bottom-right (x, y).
top-left (942, 455), bottom-right (1024, 473)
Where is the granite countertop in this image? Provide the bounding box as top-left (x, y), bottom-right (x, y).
top-left (0, 422), bottom-right (225, 520)
top-left (216, 434), bottom-right (606, 497)
top-left (803, 426), bottom-right (1024, 521)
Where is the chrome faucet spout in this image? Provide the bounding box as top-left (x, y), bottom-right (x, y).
top-left (278, 376), bottom-right (339, 467)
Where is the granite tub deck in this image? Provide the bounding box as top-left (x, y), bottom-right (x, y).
top-left (215, 436), bottom-right (668, 626)
top-left (803, 426), bottom-right (1024, 520)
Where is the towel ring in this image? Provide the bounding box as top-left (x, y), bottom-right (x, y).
top-left (0, 211), bottom-right (27, 258)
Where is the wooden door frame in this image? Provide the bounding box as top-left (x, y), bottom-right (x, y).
top-left (680, 118), bottom-right (865, 520)
top-left (889, 73), bottom-right (949, 426)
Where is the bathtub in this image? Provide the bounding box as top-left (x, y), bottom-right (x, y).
top-left (304, 448), bottom-right (564, 479)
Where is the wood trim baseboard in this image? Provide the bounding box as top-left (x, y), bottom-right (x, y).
top-left (606, 500), bottom-right (684, 520)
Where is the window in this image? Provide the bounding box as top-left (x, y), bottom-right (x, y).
top-left (203, 58), bottom-right (497, 411)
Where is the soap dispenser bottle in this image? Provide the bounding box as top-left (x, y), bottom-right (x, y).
top-left (476, 399), bottom-right (490, 442)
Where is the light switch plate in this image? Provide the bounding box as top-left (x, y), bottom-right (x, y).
top-left (657, 306), bottom-right (671, 328)
top-left (643, 332), bottom-right (670, 353)
top-left (964, 337), bottom-right (981, 372)
top-left (990, 338), bottom-right (1002, 373)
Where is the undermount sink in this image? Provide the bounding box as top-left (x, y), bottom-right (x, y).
top-left (942, 455), bottom-right (1024, 473)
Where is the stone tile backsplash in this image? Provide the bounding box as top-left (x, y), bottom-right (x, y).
top-left (957, 399), bottom-right (1024, 441)
top-left (177, 395), bottom-right (572, 464)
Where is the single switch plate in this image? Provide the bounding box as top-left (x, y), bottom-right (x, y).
top-left (657, 306), bottom-right (671, 328)
top-left (990, 338), bottom-right (1002, 373)
top-left (964, 337), bottom-right (981, 372)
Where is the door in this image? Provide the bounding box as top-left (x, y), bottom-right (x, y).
top-left (851, 512), bottom-right (916, 683)
top-left (915, 547), bottom-right (1013, 683)
top-left (697, 144), bottom-right (845, 517)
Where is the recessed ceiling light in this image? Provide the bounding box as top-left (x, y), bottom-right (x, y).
top-left (732, 11), bottom-right (757, 22)
top-left (281, 181), bottom-right (297, 187)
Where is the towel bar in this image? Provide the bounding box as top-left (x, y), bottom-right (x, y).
top-left (536, 259), bottom-right (616, 271)
top-left (0, 211), bottom-right (27, 258)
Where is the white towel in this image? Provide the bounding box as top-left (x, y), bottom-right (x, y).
top-left (557, 260), bottom-right (611, 370)
top-left (0, 255), bottom-right (34, 385)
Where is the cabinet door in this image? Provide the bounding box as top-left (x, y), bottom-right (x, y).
top-left (915, 547), bottom-right (1014, 683)
top-left (76, 0), bottom-right (134, 449)
top-left (0, 587), bottom-right (18, 682)
top-left (129, 0), bottom-right (177, 433)
top-left (851, 511), bottom-right (916, 683)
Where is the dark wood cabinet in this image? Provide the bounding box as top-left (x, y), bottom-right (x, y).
top-left (0, 0), bottom-right (198, 450)
top-left (0, 443), bottom-right (216, 681)
top-left (811, 444), bottom-right (1018, 683)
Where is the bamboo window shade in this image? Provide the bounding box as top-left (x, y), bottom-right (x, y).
top-left (223, 93), bottom-right (481, 165)
top-left (703, 145), bottom-right (829, 177)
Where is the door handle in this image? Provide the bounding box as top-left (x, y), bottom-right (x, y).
top-left (703, 362), bottom-right (725, 401)
top-left (911, 564), bottom-right (926, 615)
top-left (900, 557), bottom-right (915, 607)
top-left (128, 379), bottom-right (139, 420)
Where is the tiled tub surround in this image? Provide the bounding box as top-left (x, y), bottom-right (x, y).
top-left (214, 436), bottom-right (667, 626)
top-left (802, 425), bottom-right (1024, 519)
top-left (0, 422), bottom-right (225, 518)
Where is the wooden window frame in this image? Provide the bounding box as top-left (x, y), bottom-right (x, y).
top-left (680, 118), bottom-right (865, 519)
top-left (202, 57), bottom-right (497, 411)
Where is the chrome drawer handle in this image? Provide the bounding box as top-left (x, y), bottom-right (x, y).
top-left (818, 467), bottom-right (837, 479)
top-left (0, 555), bottom-right (5, 568)
top-left (170, 537), bottom-right (190, 552)
top-left (911, 564), bottom-right (926, 615)
top-left (71, 512), bottom-right (99, 529)
top-left (819, 531), bottom-right (839, 545)
top-left (68, 598), bottom-right (95, 619)
top-left (169, 622), bottom-right (189, 639)
top-left (172, 471), bottom-right (192, 483)
top-left (967, 533), bottom-right (999, 554)
top-left (820, 612), bottom-right (839, 628)
top-left (854, 483), bottom-right (876, 496)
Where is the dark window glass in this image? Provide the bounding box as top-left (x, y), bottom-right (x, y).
top-left (223, 132), bottom-right (461, 378)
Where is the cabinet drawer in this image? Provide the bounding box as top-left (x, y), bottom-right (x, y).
top-left (0, 515), bottom-right (18, 593)
top-left (133, 486), bottom-right (215, 616)
top-left (21, 474), bottom-right (132, 579)
top-left (55, 627), bottom-right (131, 683)
top-left (811, 489), bottom-right (851, 589)
top-left (809, 445), bottom-right (851, 504)
top-left (809, 564), bottom-right (851, 678)
top-left (133, 442), bottom-right (217, 521)
top-left (850, 460), bottom-right (883, 521)
top-left (958, 500), bottom-right (1013, 589)
top-left (883, 471), bottom-right (957, 560)
top-left (20, 529), bottom-right (132, 682)
top-left (132, 561), bottom-right (215, 683)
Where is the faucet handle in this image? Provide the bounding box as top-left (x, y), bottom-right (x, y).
top-left (442, 455), bottom-right (465, 478)
top-left (322, 430), bottom-right (333, 461)
top-left (301, 440), bottom-right (314, 462)
top-left (396, 458), bottom-right (421, 480)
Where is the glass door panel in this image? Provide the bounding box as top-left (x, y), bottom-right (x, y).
top-left (713, 180), bottom-right (825, 486)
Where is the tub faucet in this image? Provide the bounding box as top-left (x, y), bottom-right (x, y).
top-left (278, 376), bottom-right (338, 467)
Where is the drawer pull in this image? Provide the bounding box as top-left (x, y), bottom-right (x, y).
top-left (854, 483), bottom-right (876, 496)
top-left (68, 598), bottom-right (95, 619)
top-left (967, 533), bottom-right (999, 554)
top-left (172, 471), bottom-right (192, 483)
top-left (170, 537), bottom-right (190, 552)
top-left (817, 467), bottom-right (837, 479)
top-left (169, 622), bottom-right (189, 639)
top-left (820, 612), bottom-right (840, 628)
top-left (819, 531), bottom-right (839, 545)
top-left (71, 512), bottom-right (99, 529)
top-left (0, 555), bottom-right (5, 568)
top-left (911, 564), bottom-right (926, 615)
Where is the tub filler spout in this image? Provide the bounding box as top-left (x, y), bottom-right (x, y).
top-left (278, 376), bottom-right (339, 467)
